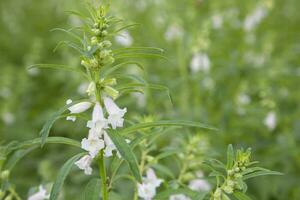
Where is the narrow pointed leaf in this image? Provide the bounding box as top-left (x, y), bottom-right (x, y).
top-left (39, 100), bottom-right (90, 147)
top-left (227, 144), bottom-right (234, 169)
top-left (106, 130), bottom-right (142, 182)
top-left (50, 153), bottom-right (85, 200)
top-left (233, 191), bottom-right (252, 200)
top-left (119, 120), bottom-right (218, 135)
top-left (82, 178), bottom-right (101, 200)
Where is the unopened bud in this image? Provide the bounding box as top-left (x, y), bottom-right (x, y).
top-left (104, 86), bottom-right (119, 99)
top-left (102, 40), bottom-right (112, 48)
top-left (101, 30), bottom-right (108, 36)
top-left (1, 170), bottom-right (9, 179)
top-left (91, 37), bottom-right (98, 45)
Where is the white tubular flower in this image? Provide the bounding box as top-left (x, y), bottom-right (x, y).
top-left (28, 185), bottom-right (49, 200)
top-left (103, 131), bottom-right (117, 157)
top-left (87, 103), bottom-right (108, 135)
top-left (68, 101), bottom-right (92, 114)
top-left (188, 179), bottom-right (211, 192)
top-left (190, 53), bottom-right (210, 73)
top-left (264, 111), bottom-right (277, 131)
top-left (115, 30), bottom-right (133, 47)
top-left (103, 97), bottom-right (127, 129)
top-left (244, 6), bottom-right (268, 32)
top-left (144, 168), bottom-right (163, 187)
top-left (75, 155), bottom-right (93, 175)
top-left (137, 183), bottom-right (156, 200)
top-left (164, 24), bottom-right (183, 42)
top-left (81, 132), bottom-right (105, 158)
top-left (138, 168), bottom-right (163, 200)
top-left (169, 194), bottom-right (191, 200)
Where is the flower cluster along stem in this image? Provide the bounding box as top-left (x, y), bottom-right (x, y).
top-left (98, 150), bottom-right (108, 200)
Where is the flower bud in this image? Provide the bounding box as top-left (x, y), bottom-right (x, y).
top-left (104, 86), bottom-right (119, 99)
top-left (91, 37), bottom-right (98, 45)
top-left (102, 40), bottom-right (112, 48)
top-left (4, 194), bottom-right (13, 200)
top-left (1, 170), bottom-right (9, 180)
top-left (0, 190), bottom-right (5, 199)
top-left (93, 23), bottom-right (99, 28)
top-left (90, 58), bottom-right (98, 68)
top-left (106, 56), bottom-right (115, 65)
top-left (81, 60), bottom-right (89, 67)
top-left (223, 185), bottom-right (233, 194)
top-left (227, 169), bottom-right (234, 176)
top-left (92, 28), bottom-right (101, 35)
top-left (101, 30), bottom-right (108, 36)
top-left (234, 167), bottom-right (240, 172)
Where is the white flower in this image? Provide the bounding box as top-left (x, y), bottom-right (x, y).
top-left (87, 103), bottom-right (108, 135)
top-left (264, 111), bottom-right (277, 130)
top-left (190, 53), bottom-right (210, 73)
top-left (68, 101), bottom-right (92, 114)
top-left (66, 116), bottom-right (76, 122)
top-left (115, 30), bottom-right (133, 47)
top-left (237, 93), bottom-right (251, 105)
top-left (75, 155), bottom-right (93, 175)
top-left (188, 179), bottom-right (211, 192)
top-left (165, 24), bottom-right (183, 42)
top-left (132, 92), bottom-right (146, 108)
top-left (77, 82), bottom-right (89, 95)
top-left (244, 6), bottom-right (268, 32)
top-left (104, 97), bottom-right (127, 129)
top-left (169, 194), bottom-right (191, 200)
top-left (138, 183), bottom-right (156, 200)
top-left (2, 112), bottom-right (15, 125)
top-left (212, 14), bottom-right (223, 29)
top-left (103, 131), bottom-right (118, 157)
top-left (138, 168), bottom-right (163, 200)
top-left (81, 131), bottom-right (105, 158)
top-left (28, 185), bottom-right (49, 200)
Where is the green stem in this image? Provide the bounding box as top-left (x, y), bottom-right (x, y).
top-left (99, 150), bottom-right (108, 200)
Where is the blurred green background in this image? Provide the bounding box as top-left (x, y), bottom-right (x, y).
top-left (0, 0), bottom-right (299, 199)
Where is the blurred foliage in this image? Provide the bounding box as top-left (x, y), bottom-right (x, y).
top-left (0, 0), bottom-right (299, 199)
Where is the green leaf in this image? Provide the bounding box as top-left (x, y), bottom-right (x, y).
top-left (112, 47), bottom-right (164, 54)
top-left (233, 191), bottom-right (252, 200)
top-left (27, 64), bottom-right (89, 79)
top-left (10, 137), bottom-right (81, 152)
top-left (119, 120), bottom-right (218, 135)
top-left (4, 146), bottom-right (38, 170)
top-left (50, 28), bottom-right (83, 43)
top-left (242, 169), bottom-right (283, 180)
top-left (227, 144), bottom-right (234, 169)
top-left (82, 178), bottom-right (101, 200)
top-left (117, 83), bottom-right (172, 103)
top-left (115, 53), bottom-right (168, 60)
top-left (150, 163), bottom-right (175, 179)
top-left (50, 153), bottom-right (85, 200)
top-left (39, 100), bottom-right (89, 147)
top-left (102, 61), bottom-right (144, 78)
top-left (154, 188), bottom-right (200, 199)
top-left (106, 130), bottom-right (142, 182)
top-left (113, 23), bottom-right (141, 34)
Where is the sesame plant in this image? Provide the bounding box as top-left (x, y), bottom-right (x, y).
top-left (0, 1), bottom-right (282, 200)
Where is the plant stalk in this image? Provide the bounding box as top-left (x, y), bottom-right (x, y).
top-left (99, 150), bottom-right (108, 200)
